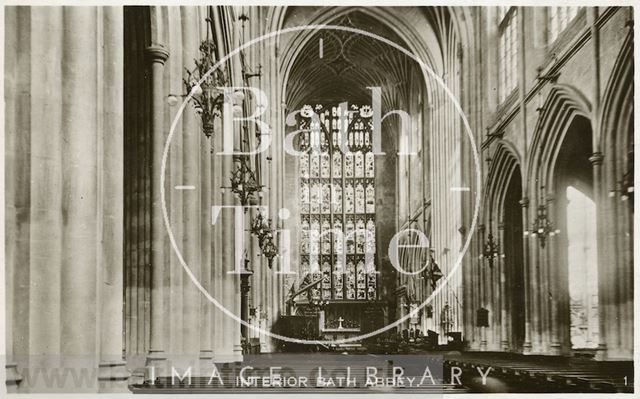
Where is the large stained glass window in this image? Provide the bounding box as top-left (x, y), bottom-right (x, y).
top-left (298, 104), bottom-right (377, 302)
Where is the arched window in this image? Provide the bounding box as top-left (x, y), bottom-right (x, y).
top-left (566, 186), bottom-right (599, 349)
top-left (548, 7), bottom-right (579, 43)
top-left (298, 104), bottom-right (377, 302)
top-left (497, 6), bottom-right (518, 103)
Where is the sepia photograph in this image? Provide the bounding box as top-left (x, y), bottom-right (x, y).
top-left (2, 1), bottom-right (636, 395)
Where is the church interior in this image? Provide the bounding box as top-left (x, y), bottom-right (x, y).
top-left (4, 4), bottom-right (635, 393)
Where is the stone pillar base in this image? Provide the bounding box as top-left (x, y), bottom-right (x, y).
top-left (6, 363), bottom-right (22, 393)
top-left (145, 351), bottom-right (167, 381)
top-left (98, 361), bottom-right (130, 393)
top-left (128, 367), bottom-right (146, 386)
top-left (549, 342), bottom-right (562, 356)
top-left (212, 353), bottom-right (243, 363)
top-left (592, 343), bottom-right (608, 361)
top-left (596, 346), bottom-right (632, 361)
top-left (233, 344), bottom-right (244, 360)
top-left (199, 351), bottom-right (216, 377)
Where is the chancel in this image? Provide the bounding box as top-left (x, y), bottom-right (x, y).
top-left (3, 4), bottom-right (635, 394)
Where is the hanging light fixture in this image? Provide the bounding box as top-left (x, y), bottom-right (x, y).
top-left (251, 213), bottom-right (276, 249)
top-left (250, 212), bottom-right (278, 268)
top-left (182, 38), bottom-right (227, 139)
top-left (251, 212), bottom-right (268, 239)
top-left (523, 187), bottom-right (560, 248)
top-left (223, 156), bottom-right (263, 208)
top-left (481, 231), bottom-right (503, 268)
top-left (260, 234), bottom-right (278, 269)
top-left (166, 9), bottom-right (245, 143)
top-left (526, 202), bottom-right (559, 248)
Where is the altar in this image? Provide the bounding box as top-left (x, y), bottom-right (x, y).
top-left (288, 300), bottom-right (386, 350)
top-left (322, 315), bottom-right (360, 336)
top-left (321, 316), bottom-right (362, 350)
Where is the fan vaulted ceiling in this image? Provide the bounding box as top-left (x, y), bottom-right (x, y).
top-left (285, 12), bottom-right (421, 111)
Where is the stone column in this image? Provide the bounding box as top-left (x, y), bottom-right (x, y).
top-left (468, 217), bottom-right (482, 350)
top-left (491, 245), bottom-right (499, 349)
top-left (537, 196), bottom-right (551, 352)
top-left (209, 5), bottom-right (242, 363)
top-left (97, 6), bottom-right (129, 392)
top-left (167, 6), bottom-right (185, 361)
top-left (590, 151), bottom-right (610, 359)
top-left (216, 133), bottom-right (242, 362)
top-left (498, 223), bottom-right (509, 351)
top-left (198, 6), bottom-right (214, 370)
top-left (610, 148), bottom-right (634, 360)
top-left (211, 116), bottom-right (225, 361)
top-left (519, 197), bottom-right (533, 353)
top-left (5, 6), bottom-right (127, 392)
top-left (26, 9), bottom-right (65, 383)
top-left (221, 154), bottom-right (240, 361)
top-left (180, 5), bottom-right (202, 363)
top-left (145, 44), bottom-right (169, 373)
top-left (262, 41), bottom-right (279, 354)
top-left (59, 5), bottom-right (102, 365)
top-left (546, 193), bottom-right (562, 355)
top-left (198, 114), bottom-right (213, 370)
top-left (240, 271), bottom-right (252, 340)
top-left (5, 6), bottom-right (27, 390)
top-left (528, 198), bottom-right (542, 352)
top-left (478, 225), bottom-right (488, 351)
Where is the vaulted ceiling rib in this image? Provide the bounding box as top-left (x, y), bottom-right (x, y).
top-left (285, 12), bottom-right (422, 112)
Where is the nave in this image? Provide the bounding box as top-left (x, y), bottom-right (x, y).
top-left (3, 4), bottom-right (635, 394)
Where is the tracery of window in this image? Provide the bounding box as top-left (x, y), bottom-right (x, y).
top-left (498, 6), bottom-right (518, 104)
top-left (548, 7), bottom-right (579, 43)
top-left (298, 104), bottom-right (377, 302)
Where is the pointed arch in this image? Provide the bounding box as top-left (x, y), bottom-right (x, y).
top-left (600, 31), bottom-right (633, 175)
top-left (485, 141), bottom-right (522, 224)
top-left (523, 83), bottom-right (597, 355)
top-left (527, 84), bottom-right (592, 194)
top-left (480, 141), bottom-right (526, 351)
